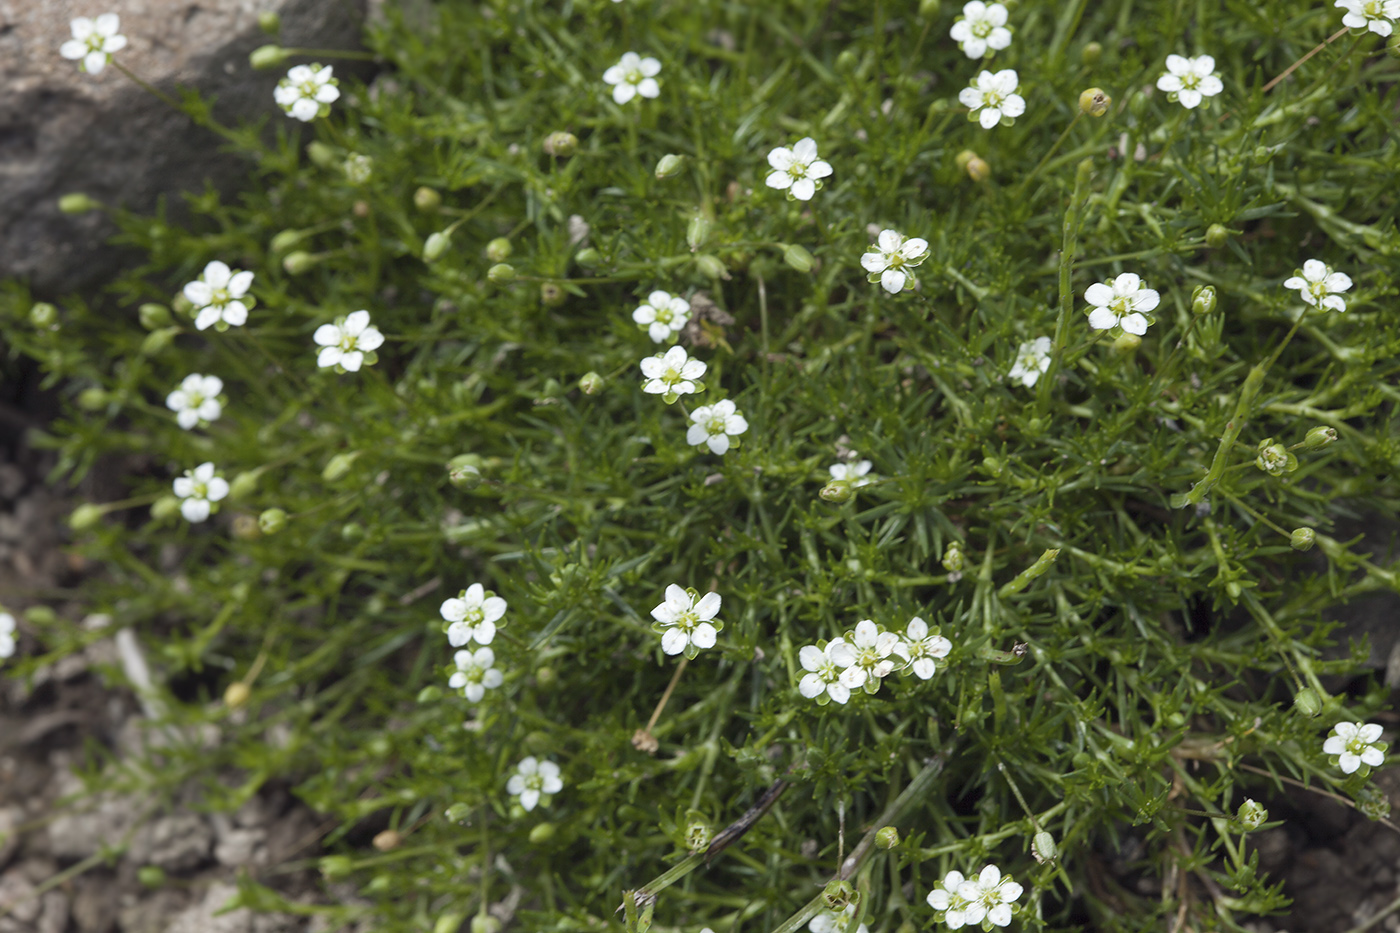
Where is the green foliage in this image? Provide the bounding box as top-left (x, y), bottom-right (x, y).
top-left (4, 0), bottom-right (1400, 930)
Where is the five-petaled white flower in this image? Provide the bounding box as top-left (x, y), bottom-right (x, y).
top-left (950, 2), bottom-right (1012, 59)
top-left (1155, 55), bottom-right (1224, 109)
top-left (957, 865), bottom-right (1023, 928)
top-left (185, 261), bottom-right (254, 332)
top-left (441, 583), bottom-right (506, 647)
top-left (506, 757), bottom-right (563, 812)
top-left (274, 64), bottom-right (340, 122)
top-left (894, 617), bottom-right (953, 680)
top-left (829, 460), bottom-right (874, 487)
top-left (632, 291), bottom-right (691, 343)
top-left (173, 462), bottom-right (229, 523)
top-left (808, 905), bottom-right (869, 933)
top-left (0, 613), bottom-right (15, 662)
top-left (1085, 273), bottom-right (1160, 335)
top-left (603, 52), bottom-right (661, 105)
top-left (314, 310), bottom-right (385, 372)
top-left (686, 400), bottom-right (749, 455)
top-left (1008, 337), bottom-right (1052, 388)
top-left (166, 374), bottom-right (224, 430)
top-left (840, 620), bottom-right (900, 695)
top-left (927, 871), bottom-right (975, 930)
top-left (765, 138), bottom-right (834, 202)
top-left (798, 639), bottom-right (857, 705)
top-left (448, 647), bottom-right (503, 702)
top-left (959, 70), bottom-right (1025, 128)
top-left (1336, 0), bottom-right (1400, 35)
top-left (640, 346), bottom-right (706, 402)
top-left (650, 585), bottom-right (723, 658)
top-left (861, 230), bottom-right (929, 294)
top-left (59, 14), bottom-right (127, 75)
top-left (1323, 721), bottom-right (1387, 775)
top-left (1284, 259), bottom-right (1352, 313)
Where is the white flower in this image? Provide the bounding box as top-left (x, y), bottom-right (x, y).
top-left (650, 585), bottom-right (723, 657)
top-left (1323, 721), bottom-right (1386, 775)
top-left (809, 904), bottom-right (868, 933)
top-left (1155, 55), bottom-right (1224, 109)
top-left (506, 757), bottom-right (563, 811)
top-left (59, 14), bottom-right (127, 75)
top-left (1085, 272), bottom-right (1159, 335)
top-left (1336, 0), bottom-right (1400, 35)
top-left (839, 620), bottom-right (900, 695)
top-left (829, 460), bottom-right (874, 487)
top-left (343, 154), bottom-right (373, 185)
top-left (686, 400), bottom-right (749, 455)
top-left (798, 639), bottom-right (857, 705)
top-left (1284, 259), bottom-right (1352, 313)
top-left (602, 52), bottom-right (661, 105)
top-left (172, 462), bottom-right (229, 523)
top-left (448, 646), bottom-right (503, 702)
top-left (0, 613), bottom-right (15, 661)
top-left (927, 871), bottom-right (973, 930)
top-left (184, 261), bottom-right (254, 332)
top-left (956, 864), bottom-right (1023, 928)
top-left (314, 310), bottom-right (386, 372)
top-left (274, 64), bottom-right (340, 122)
top-left (166, 374), bottom-right (224, 430)
top-left (441, 583), bottom-right (506, 647)
top-left (640, 346), bottom-right (707, 401)
top-left (894, 617), bottom-right (952, 680)
top-left (860, 230), bottom-right (930, 294)
top-left (958, 69), bottom-right (1025, 129)
top-left (950, 2), bottom-right (1012, 59)
top-left (1007, 337), bottom-right (1052, 388)
top-left (632, 290), bottom-right (691, 343)
top-left (765, 138), bottom-right (834, 201)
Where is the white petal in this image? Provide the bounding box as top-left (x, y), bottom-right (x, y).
top-left (1194, 55), bottom-right (1216, 75)
top-left (1324, 272), bottom-right (1352, 292)
top-left (1323, 736), bottom-right (1346, 755)
top-left (979, 106), bottom-right (1002, 129)
top-left (637, 78), bottom-right (660, 99)
top-left (959, 86), bottom-right (985, 109)
top-left (1156, 74), bottom-right (1184, 93)
top-left (1165, 54), bottom-right (1190, 75)
top-left (1087, 307), bottom-right (1119, 330)
top-left (706, 434), bottom-right (731, 455)
top-left (317, 346), bottom-right (342, 368)
top-left (84, 51), bottom-right (108, 74)
top-left (826, 682), bottom-right (850, 704)
top-left (639, 57), bottom-right (662, 77)
top-left (913, 657), bottom-right (937, 679)
top-left (880, 268), bottom-right (907, 293)
top-left (1198, 75), bottom-right (1224, 97)
top-left (473, 621), bottom-right (496, 645)
top-left (70, 17), bottom-right (96, 39)
top-left (691, 623), bottom-right (717, 649)
top-left (1000, 94), bottom-right (1025, 119)
top-left (1361, 747), bottom-right (1385, 767)
top-left (291, 98), bottom-right (320, 121)
top-left (1339, 752), bottom-right (1360, 774)
top-left (988, 905), bottom-right (1012, 927)
top-left (906, 617), bottom-right (927, 640)
top-left (1130, 288), bottom-right (1161, 313)
top-left (767, 147), bottom-right (795, 171)
top-left (877, 229), bottom-right (902, 252)
top-left (799, 673), bottom-right (826, 698)
top-left (694, 592), bottom-right (722, 620)
top-left (660, 628), bottom-right (688, 655)
top-left (340, 351), bottom-right (364, 372)
top-left (60, 40), bottom-right (88, 60)
top-left (520, 788), bottom-right (540, 810)
top-left (1359, 723), bottom-right (1384, 743)
top-left (899, 238), bottom-right (929, 260)
top-left (799, 645), bottom-right (825, 672)
top-left (853, 620), bottom-right (878, 648)
top-left (687, 424), bottom-right (711, 447)
top-left (1177, 89), bottom-right (1203, 109)
top-left (446, 622), bottom-right (471, 647)
top-left (766, 170), bottom-right (795, 190)
top-left (860, 251), bottom-right (887, 273)
top-left (481, 596), bottom-right (507, 622)
top-left (792, 138), bottom-right (819, 162)
top-left (315, 85), bottom-right (341, 104)
top-left (222, 302), bottom-right (248, 326)
top-left (613, 83), bottom-right (637, 104)
top-left (790, 178), bottom-right (816, 201)
top-left (1121, 313), bottom-right (1149, 335)
top-left (181, 498), bottom-right (211, 522)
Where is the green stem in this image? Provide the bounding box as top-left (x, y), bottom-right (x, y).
top-left (1019, 111), bottom-right (1084, 199)
top-left (1037, 158), bottom-right (1095, 415)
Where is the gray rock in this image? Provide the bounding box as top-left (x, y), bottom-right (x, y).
top-left (0, 0), bottom-right (368, 296)
top-left (163, 881), bottom-right (301, 933)
top-left (129, 813), bottom-right (213, 871)
top-left (45, 769), bottom-right (140, 860)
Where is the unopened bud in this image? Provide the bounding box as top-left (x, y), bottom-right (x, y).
top-left (77, 387), bottom-right (108, 410)
top-left (1237, 798), bottom-right (1268, 831)
top-left (141, 326), bottom-right (178, 356)
top-left (257, 10), bottom-right (281, 34)
top-left (542, 131), bottom-right (578, 158)
top-left (150, 496), bottom-right (181, 521)
top-left (695, 254), bottom-right (727, 279)
top-left (835, 49), bottom-right (859, 73)
top-left (1205, 223), bottom-right (1229, 248)
top-left (1290, 527), bottom-right (1315, 551)
top-left (423, 232), bottom-right (451, 263)
top-left (444, 803), bottom-right (472, 823)
top-left (1293, 687), bottom-right (1322, 717)
top-left (918, 0), bottom-right (941, 18)
top-left (655, 153), bottom-right (685, 179)
top-left (29, 302), bottom-right (58, 328)
top-left (416, 685), bottom-right (443, 703)
top-left (59, 193), bottom-right (102, 214)
top-left (137, 866), bottom-right (166, 888)
top-left (138, 303), bottom-right (171, 329)
top-left (1112, 333), bottom-right (1141, 354)
top-left (575, 247), bottom-right (601, 269)
top-left (487, 263), bottom-right (516, 284)
top-left (820, 480), bottom-right (854, 503)
top-left (528, 822), bottom-right (557, 843)
top-left (784, 243), bottom-right (814, 273)
top-left (268, 229), bottom-right (302, 254)
top-left (322, 451), bottom-right (361, 482)
top-left (69, 502), bottom-right (106, 531)
top-left (448, 454), bottom-right (483, 489)
top-left (372, 830), bottom-right (402, 852)
top-left (282, 251), bottom-right (317, 275)
top-left (540, 283), bottom-right (566, 307)
top-left (875, 826), bottom-right (900, 849)
top-left (821, 879), bottom-right (858, 912)
top-left (1254, 439), bottom-right (1296, 476)
top-left (412, 186), bottom-right (442, 212)
top-left (25, 606), bottom-right (56, 626)
top-left (1081, 41), bottom-right (1102, 66)
top-left (306, 141), bottom-right (337, 168)
top-left (1389, 32), bottom-right (1400, 59)
top-left (231, 514), bottom-right (261, 540)
top-left (955, 150), bottom-right (977, 171)
top-left (1032, 831), bottom-right (1058, 863)
top-left (470, 916), bottom-right (501, 933)
top-left (535, 665), bottom-right (556, 686)
top-left (1191, 285), bottom-right (1217, 315)
top-left (258, 508), bottom-right (288, 535)
top-left (486, 237), bottom-right (513, 263)
top-left (224, 681), bottom-right (252, 708)
top-left (579, 372), bottom-right (605, 395)
top-left (684, 814), bottom-right (713, 851)
top-left (942, 543), bottom-right (965, 573)
top-left (249, 44), bottom-right (290, 70)
top-left (1129, 88), bottom-right (1150, 119)
top-left (1304, 425), bottom-right (1338, 450)
top-left (228, 471), bottom-right (261, 501)
top-left (1078, 87), bottom-right (1111, 117)
top-left (686, 213), bottom-right (712, 251)
top-left (340, 522), bottom-right (364, 541)
top-left (966, 155), bottom-right (991, 182)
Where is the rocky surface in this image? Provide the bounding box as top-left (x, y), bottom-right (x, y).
top-left (0, 0), bottom-right (369, 297)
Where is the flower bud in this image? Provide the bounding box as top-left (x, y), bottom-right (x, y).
top-left (448, 456), bottom-right (483, 490)
top-left (266, 231), bottom-right (302, 256)
top-left (470, 916), bottom-right (501, 933)
top-left (1129, 88), bottom-right (1150, 119)
top-left (372, 829), bottom-right (402, 852)
top-left (137, 866), bottom-right (166, 888)
top-left (1254, 439), bottom-right (1296, 476)
top-left (1304, 425), bottom-right (1338, 450)
top-left (1290, 527), bottom-right (1315, 551)
top-left (257, 10), bottom-right (281, 34)
top-left (416, 685), bottom-right (442, 703)
top-left (306, 141), bottom-right (337, 168)
top-left (821, 879), bottom-right (858, 912)
top-left (541, 283), bottom-right (566, 307)
top-left (942, 543), bottom-right (965, 573)
top-left (1032, 831), bottom-right (1058, 863)
top-left (685, 813), bottom-right (713, 851)
top-left (224, 681), bottom-right (252, 708)
top-left (412, 186), bottom-right (442, 212)
top-left (138, 303), bottom-right (171, 330)
top-left (423, 232), bottom-right (451, 263)
top-left (535, 666), bottom-right (556, 687)
top-left (528, 822), bottom-right (557, 843)
top-left (574, 247), bottom-right (601, 269)
top-left (695, 254), bottom-right (727, 279)
top-left (140, 327), bottom-right (178, 356)
top-left (59, 193), bottom-right (102, 214)
top-left (1078, 87), bottom-right (1111, 117)
top-left (784, 243), bottom-right (814, 273)
top-left (1191, 284), bottom-right (1217, 315)
top-left (487, 263), bottom-right (516, 284)
top-left (249, 44), bottom-right (290, 70)
top-left (965, 155), bottom-right (991, 182)
top-left (150, 496), bottom-right (181, 521)
top-left (77, 387), bottom-right (108, 410)
top-left (1205, 223), bottom-right (1229, 248)
top-left (655, 153), bottom-right (685, 179)
top-left (1236, 798), bottom-right (1268, 831)
top-left (1081, 41), bottom-right (1102, 66)
top-left (1112, 333), bottom-right (1141, 354)
top-left (1389, 32), bottom-right (1400, 59)
top-left (918, 0), bottom-right (941, 18)
top-left (542, 131), bottom-right (579, 158)
top-left (686, 213), bottom-right (712, 251)
top-left (69, 502), bottom-right (106, 531)
top-left (341, 522), bottom-right (365, 541)
top-left (444, 803), bottom-right (472, 822)
top-left (579, 372), bottom-right (605, 395)
top-left (25, 605), bottom-right (56, 626)
top-left (282, 251), bottom-right (318, 275)
top-left (258, 508), bottom-right (288, 535)
top-left (322, 451), bottom-right (361, 482)
top-left (955, 150), bottom-right (977, 171)
top-left (485, 237), bottom-right (513, 263)
top-left (29, 302), bottom-right (58, 328)
top-left (835, 49), bottom-right (859, 73)
top-left (819, 480), bottom-right (854, 503)
top-left (875, 826), bottom-right (900, 849)
top-left (1293, 687), bottom-right (1322, 717)
top-left (231, 514), bottom-right (262, 540)
top-left (228, 470), bottom-right (261, 501)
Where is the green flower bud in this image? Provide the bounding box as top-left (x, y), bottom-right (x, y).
top-left (231, 514), bottom-right (261, 540)
top-left (257, 508), bottom-right (288, 535)
top-left (1236, 798), bottom-right (1268, 831)
top-left (1081, 41), bottom-right (1103, 66)
top-left (1290, 527), bottom-right (1315, 551)
top-left (76, 387), bottom-right (108, 411)
top-left (25, 605), bottom-right (57, 626)
top-left (69, 502), bottom-right (107, 531)
top-left (29, 302), bottom-right (58, 328)
top-left (172, 291), bottom-right (194, 316)
top-left (540, 283), bottom-right (566, 307)
top-left (137, 866), bottom-right (166, 888)
top-left (413, 186), bottom-right (442, 212)
top-left (695, 254), bottom-right (727, 279)
top-left (444, 803), bottom-right (472, 822)
top-left (954, 150), bottom-right (977, 171)
top-left (249, 44), bottom-right (290, 70)
top-left (59, 193), bottom-right (102, 214)
top-left (431, 915), bottom-right (464, 933)
top-left (528, 822), bottom-right (557, 844)
top-left (322, 451), bottom-right (361, 483)
top-left (1293, 687), bottom-right (1323, 717)
top-left (655, 153), bottom-right (685, 179)
top-left (783, 243), bottom-right (815, 273)
top-left (1254, 439), bottom-right (1296, 476)
top-left (574, 247), bottom-right (601, 269)
top-left (1032, 831), bottom-right (1058, 863)
top-left (137, 303), bottom-right (171, 329)
top-left (485, 237), bottom-right (513, 263)
top-left (423, 232), bottom-right (451, 263)
top-left (835, 49), bottom-right (859, 74)
top-left (257, 10), bottom-right (281, 34)
top-left (449, 463), bottom-right (482, 490)
top-left (341, 522), bottom-right (365, 541)
top-left (1078, 87), bottom-right (1111, 117)
top-left (942, 543), bottom-right (965, 573)
top-left (1304, 425), bottom-right (1338, 450)
top-left (269, 229), bottom-right (304, 253)
top-left (469, 916), bottom-right (501, 933)
top-left (224, 681), bottom-right (252, 708)
top-left (918, 0), bottom-right (941, 19)
top-left (579, 372), bottom-right (605, 395)
top-left (965, 155), bottom-right (991, 182)
top-left (416, 685), bottom-right (443, 703)
top-left (150, 496), bottom-right (181, 521)
top-left (282, 251), bottom-right (318, 275)
top-left (686, 213), bottom-right (712, 251)
top-left (819, 480), bottom-right (854, 503)
top-left (1112, 333), bottom-right (1141, 354)
top-left (228, 470), bottom-right (261, 501)
top-left (1191, 284), bottom-right (1217, 315)
top-left (1205, 223), bottom-right (1229, 248)
top-left (306, 141), bottom-right (337, 168)
top-left (487, 263), bottom-right (516, 284)
top-left (535, 666), bottom-right (556, 687)
top-left (1129, 88), bottom-right (1150, 119)
top-left (875, 826), bottom-right (900, 849)
top-left (684, 813), bottom-right (713, 851)
top-left (821, 879), bottom-right (858, 912)
top-left (141, 327), bottom-right (178, 356)
top-left (1389, 32), bottom-right (1400, 59)
top-left (542, 131), bottom-right (579, 158)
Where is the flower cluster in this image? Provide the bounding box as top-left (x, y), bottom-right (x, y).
top-left (927, 866), bottom-right (1023, 929)
top-left (764, 137), bottom-right (833, 202)
top-left (799, 617), bottom-right (951, 705)
top-left (1285, 259), bottom-right (1352, 312)
top-left (632, 291), bottom-right (690, 343)
top-left (442, 583), bottom-right (508, 701)
top-left (960, 70), bottom-right (1025, 128)
top-left (1336, 0), bottom-right (1400, 36)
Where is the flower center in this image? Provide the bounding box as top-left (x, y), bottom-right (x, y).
top-left (983, 90), bottom-right (1005, 107)
top-left (662, 366), bottom-right (683, 384)
top-left (339, 332), bottom-right (358, 351)
top-left (465, 606), bottom-right (483, 624)
top-left (524, 773), bottom-right (544, 791)
top-left (191, 481), bottom-right (208, 498)
top-left (706, 417), bottom-right (726, 435)
top-left (655, 306), bottom-right (673, 324)
top-left (1365, 0), bottom-right (1382, 15)
top-left (972, 19), bottom-right (993, 37)
top-left (674, 609), bottom-right (699, 631)
top-left (625, 67), bottom-right (643, 85)
top-left (1308, 281), bottom-right (1329, 300)
top-left (787, 160), bottom-right (809, 180)
top-left (187, 391), bottom-right (205, 406)
top-left (855, 646), bottom-right (882, 668)
top-left (1109, 296), bottom-right (1132, 317)
top-left (1180, 73), bottom-right (1201, 90)
top-left (211, 287), bottom-right (230, 307)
